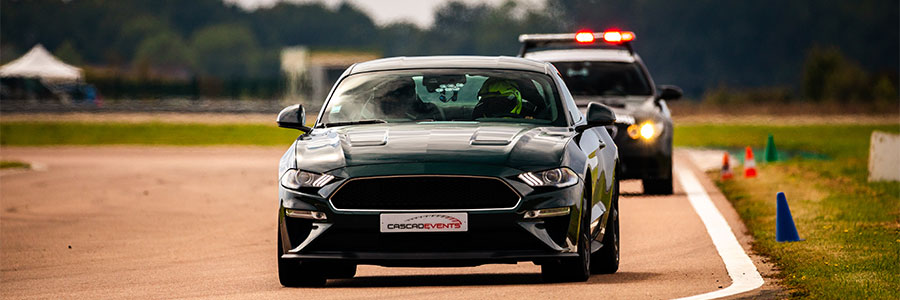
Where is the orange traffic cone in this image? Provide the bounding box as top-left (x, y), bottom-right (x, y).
top-left (721, 152), bottom-right (733, 180)
top-left (744, 146), bottom-right (757, 178)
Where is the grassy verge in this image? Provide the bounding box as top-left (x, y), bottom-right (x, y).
top-left (0, 160), bottom-right (30, 169)
top-left (674, 124), bottom-right (900, 299)
top-left (0, 122), bottom-right (300, 146)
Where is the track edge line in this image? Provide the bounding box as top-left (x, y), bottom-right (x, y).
top-left (672, 168), bottom-right (764, 300)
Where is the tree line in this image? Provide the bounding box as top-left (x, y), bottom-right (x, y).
top-left (1, 0), bottom-right (896, 101)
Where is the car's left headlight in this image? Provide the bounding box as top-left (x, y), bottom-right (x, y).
top-left (627, 121), bottom-right (664, 140)
top-left (518, 167), bottom-right (579, 188)
top-left (281, 169), bottom-right (335, 190)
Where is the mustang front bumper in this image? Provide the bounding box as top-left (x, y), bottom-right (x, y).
top-left (278, 170), bottom-right (586, 267)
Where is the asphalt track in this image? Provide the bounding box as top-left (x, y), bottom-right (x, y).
top-left (1, 147), bottom-right (778, 299)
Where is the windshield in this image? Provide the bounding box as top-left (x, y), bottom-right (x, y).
top-left (552, 61), bottom-right (652, 96)
top-left (318, 69), bottom-right (565, 127)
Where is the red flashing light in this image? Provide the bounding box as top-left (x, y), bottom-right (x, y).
top-left (602, 30), bottom-right (635, 43)
top-left (573, 29), bottom-right (635, 45)
top-left (603, 31), bottom-right (622, 43)
top-left (574, 30), bottom-right (595, 44)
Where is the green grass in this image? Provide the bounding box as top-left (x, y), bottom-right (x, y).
top-left (0, 122), bottom-right (300, 146)
top-left (675, 124), bottom-right (900, 299)
top-left (0, 160), bottom-right (30, 169)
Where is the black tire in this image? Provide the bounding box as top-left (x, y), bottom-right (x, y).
top-left (541, 188), bottom-right (592, 283)
top-left (643, 155), bottom-right (673, 195)
top-left (642, 177), bottom-right (673, 195)
top-left (278, 229), bottom-right (326, 287)
top-left (591, 179), bottom-right (619, 274)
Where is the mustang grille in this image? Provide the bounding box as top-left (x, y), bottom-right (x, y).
top-left (329, 176), bottom-right (519, 210)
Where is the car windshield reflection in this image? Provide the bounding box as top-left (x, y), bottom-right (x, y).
top-left (318, 69), bottom-right (566, 127)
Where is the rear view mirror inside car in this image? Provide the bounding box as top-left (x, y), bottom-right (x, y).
top-left (423, 74), bottom-right (467, 92)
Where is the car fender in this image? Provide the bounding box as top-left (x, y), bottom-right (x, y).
top-left (575, 126), bottom-right (618, 238)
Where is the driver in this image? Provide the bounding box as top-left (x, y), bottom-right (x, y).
top-left (378, 77), bottom-right (441, 120)
top-left (472, 78), bottom-right (524, 119)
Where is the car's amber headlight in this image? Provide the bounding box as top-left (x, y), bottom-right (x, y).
top-left (627, 121), bottom-right (664, 140)
top-left (280, 169), bottom-right (335, 190)
top-left (518, 167), bottom-right (579, 188)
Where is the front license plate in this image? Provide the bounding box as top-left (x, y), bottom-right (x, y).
top-left (380, 212), bottom-right (468, 233)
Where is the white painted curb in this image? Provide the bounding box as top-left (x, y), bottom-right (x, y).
top-left (673, 168), bottom-right (765, 300)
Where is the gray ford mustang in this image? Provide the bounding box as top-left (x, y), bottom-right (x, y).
top-left (276, 56), bottom-right (621, 286)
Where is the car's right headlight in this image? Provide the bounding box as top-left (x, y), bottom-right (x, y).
top-left (280, 169), bottom-right (335, 190)
top-left (518, 167), bottom-right (579, 188)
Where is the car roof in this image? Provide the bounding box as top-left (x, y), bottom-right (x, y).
top-left (524, 49), bottom-right (636, 63)
top-left (348, 56), bottom-right (551, 75)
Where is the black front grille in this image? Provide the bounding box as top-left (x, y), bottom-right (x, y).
top-left (330, 176), bottom-right (519, 210)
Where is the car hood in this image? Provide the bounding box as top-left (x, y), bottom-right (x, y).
top-left (294, 122), bottom-right (574, 174)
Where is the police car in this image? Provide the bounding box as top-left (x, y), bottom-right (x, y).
top-left (518, 30), bottom-right (682, 194)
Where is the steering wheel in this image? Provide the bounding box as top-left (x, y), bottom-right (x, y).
top-left (413, 97), bottom-right (446, 121)
top-left (433, 103), bottom-right (446, 120)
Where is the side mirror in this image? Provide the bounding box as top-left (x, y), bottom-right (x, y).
top-left (277, 104), bottom-right (311, 132)
top-left (577, 102), bottom-right (616, 132)
top-left (657, 85), bottom-right (683, 101)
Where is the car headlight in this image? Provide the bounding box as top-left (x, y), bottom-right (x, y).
top-left (280, 169), bottom-right (335, 190)
top-left (627, 121), bottom-right (664, 140)
top-left (518, 167), bottom-right (579, 188)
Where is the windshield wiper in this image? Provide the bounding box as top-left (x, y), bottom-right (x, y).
top-left (321, 119), bottom-right (387, 128)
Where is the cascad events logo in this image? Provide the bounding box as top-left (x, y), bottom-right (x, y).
top-left (385, 214), bottom-right (462, 230)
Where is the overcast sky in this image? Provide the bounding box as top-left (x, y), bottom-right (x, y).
top-left (223, 0), bottom-right (546, 28)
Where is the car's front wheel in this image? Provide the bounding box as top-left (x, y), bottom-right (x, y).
top-left (591, 179), bottom-right (619, 274)
top-left (278, 229), bottom-right (326, 287)
top-left (541, 188), bottom-right (592, 282)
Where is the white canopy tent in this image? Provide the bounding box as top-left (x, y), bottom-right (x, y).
top-left (0, 44), bottom-right (83, 81)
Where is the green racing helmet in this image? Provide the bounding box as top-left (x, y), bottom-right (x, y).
top-left (477, 79), bottom-right (523, 116)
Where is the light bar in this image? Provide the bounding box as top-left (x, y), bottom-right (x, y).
top-left (518, 30), bottom-right (635, 44)
top-left (518, 33), bottom-right (577, 43)
top-left (518, 29), bottom-right (636, 56)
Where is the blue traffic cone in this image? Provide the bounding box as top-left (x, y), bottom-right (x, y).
top-left (776, 192), bottom-right (802, 242)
